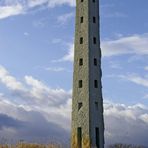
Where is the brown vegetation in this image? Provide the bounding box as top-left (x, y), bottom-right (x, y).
top-left (108, 143), bottom-right (145, 148)
top-left (0, 143), bottom-right (62, 148)
top-left (0, 143), bottom-right (146, 148)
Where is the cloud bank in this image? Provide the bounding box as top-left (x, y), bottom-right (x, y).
top-left (102, 33), bottom-right (148, 57)
top-left (0, 4), bottom-right (24, 19)
top-left (0, 65), bottom-right (148, 146)
top-left (104, 102), bottom-right (148, 146)
top-left (0, 65), bottom-right (71, 143)
top-left (0, 0), bottom-right (75, 19)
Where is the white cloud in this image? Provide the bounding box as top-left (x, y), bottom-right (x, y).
top-left (28, 0), bottom-right (75, 8)
top-left (0, 0), bottom-right (75, 19)
top-left (0, 65), bottom-right (25, 91)
top-left (0, 65), bottom-right (148, 145)
top-left (32, 17), bottom-right (48, 28)
top-left (104, 102), bottom-right (148, 145)
top-left (51, 38), bottom-right (63, 44)
top-left (45, 67), bottom-right (65, 72)
top-left (47, 0), bottom-right (75, 8)
top-left (108, 73), bottom-right (148, 101)
top-left (113, 74), bottom-right (148, 101)
top-left (102, 12), bottom-right (127, 18)
top-left (0, 4), bottom-right (24, 19)
top-left (139, 114), bottom-right (148, 124)
top-left (0, 97), bottom-right (69, 142)
top-left (0, 66), bottom-right (71, 129)
top-left (101, 33), bottom-right (148, 57)
top-left (24, 32), bottom-right (29, 36)
top-left (109, 61), bottom-right (122, 69)
top-left (144, 94), bottom-right (148, 99)
top-left (27, 0), bottom-right (48, 8)
top-left (52, 43), bottom-right (74, 62)
top-left (100, 4), bottom-right (127, 18)
top-left (144, 66), bottom-right (148, 71)
top-left (55, 33), bottom-right (148, 63)
top-left (57, 12), bottom-right (74, 25)
top-left (24, 76), bottom-right (71, 107)
top-left (119, 74), bottom-right (148, 88)
top-left (61, 43), bottom-right (74, 62)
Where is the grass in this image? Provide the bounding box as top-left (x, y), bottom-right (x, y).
top-left (0, 143), bottom-right (146, 148)
top-left (108, 144), bottom-right (146, 148)
top-left (0, 143), bottom-right (63, 148)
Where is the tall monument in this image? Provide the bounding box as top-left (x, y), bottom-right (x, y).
top-left (71, 0), bottom-right (104, 147)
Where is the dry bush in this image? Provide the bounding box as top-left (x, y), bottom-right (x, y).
top-left (16, 143), bottom-right (46, 148)
top-left (0, 143), bottom-right (63, 148)
top-left (108, 143), bottom-right (145, 148)
top-left (0, 146), bottom-right (8, 148)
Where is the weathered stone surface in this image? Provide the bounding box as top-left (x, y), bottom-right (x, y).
top-left (71, 0), bottom-right (104, 147)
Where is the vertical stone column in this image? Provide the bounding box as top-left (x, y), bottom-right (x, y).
top-left (71, 0), bottom-right (104, 147)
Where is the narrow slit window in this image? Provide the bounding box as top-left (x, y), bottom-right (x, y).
top-left (78, 102), bottom-right (83, 111)
top-left (79, 58), bottom-right (83, 66)
top-left (93, 17), bottom-right (96, 23)
top-left (80, 17), bottom-right (84, 23)
top-left (93, 0), bottom-right (95, 2)
top-left (94, 58), bottom-right (97, 66)
top-left (96, 127), bottom-right (100, 148)
top-left (93, 37), bottom-right (97, 44)
top-left (78, 127), bottom-right (82, 148)
top-left (79, 80), bottom-right (83, 88)
top-left (80, 37), bottom-right (83, 44)
top-left (94, 80), bottom-right (98, 88)
top-left (81, 0), bottom-right (83, 2)
top-left (95, 102), bottom-right (99, 110)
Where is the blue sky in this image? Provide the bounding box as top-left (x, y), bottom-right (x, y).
top-left (0, 0), bottom-right (148, 146)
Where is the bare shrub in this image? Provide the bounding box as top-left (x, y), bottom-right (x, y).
top-left (108, 143), bottom-right (145, 148)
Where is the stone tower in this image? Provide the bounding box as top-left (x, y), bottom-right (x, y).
top-left (71, 0), bottom-right (104, 147)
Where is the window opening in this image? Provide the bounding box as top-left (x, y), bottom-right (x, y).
top-left (94, 58), bottom-right (97, 66)
top-left (78, 102), bottom-right (83, 110)
top-left (93, 37), bottom-right (96, 44)
top-left (93, 17), bottom-right (96, 23)
top-left (80, 17), bottom-right (84, 23)
top-left (80, 37), bottom-right (83, 44)
top-left (79, 58), bottom-right (83, 66)
top-left (79, 80), bottom-right (83, 88)
top-left (78, 127), bottom-right (82, 148)
top-left (94, 80), bottom-right (98, 88)
top-left (96, 127), bottom-right (100, 148)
